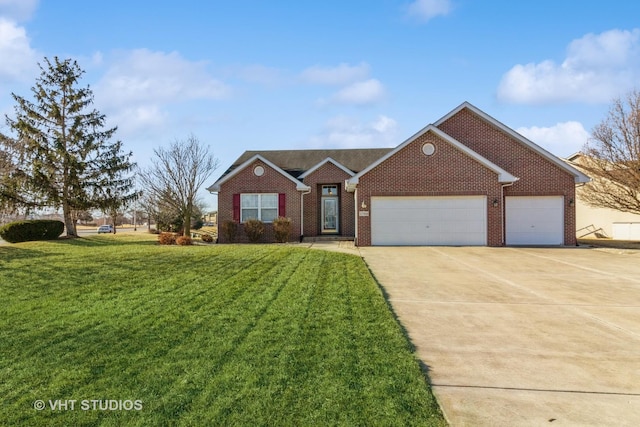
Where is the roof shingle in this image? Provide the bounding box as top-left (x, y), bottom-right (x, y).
top-left (220, 148), bottom-right (394, 179)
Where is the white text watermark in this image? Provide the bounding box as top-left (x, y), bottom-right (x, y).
top-left (33, 399), bottom-right (143, 411)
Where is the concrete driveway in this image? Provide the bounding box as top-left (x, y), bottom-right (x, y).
top-left (359, 246), bottom-right (640, 426)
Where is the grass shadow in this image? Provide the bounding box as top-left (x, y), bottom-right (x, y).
top-left (48, 235), bottom-right (159, 247)
top-left (0, 245), bottom-right (52, 262)
top-left (361, 259), bottom-right (437, 384)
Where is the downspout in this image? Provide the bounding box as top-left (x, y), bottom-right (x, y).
top-left (207, 189), bottom-right (219, 243)
top-left (353, 187), bottom-right (358, 246)
top-left (300, 188), bottom-right (311, 242)
top-left (500, 182), bottom-right (515, 245)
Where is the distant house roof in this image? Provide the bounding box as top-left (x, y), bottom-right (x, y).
top-left (219, 148), bottom-right (393, 180)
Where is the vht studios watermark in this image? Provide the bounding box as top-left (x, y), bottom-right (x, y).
top-left (33, 399), bottom-right (143, 411)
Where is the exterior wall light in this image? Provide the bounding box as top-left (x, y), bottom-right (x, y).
top-left (361, 200), bottom-right (367, 209)
top-left (493, 199), bottom-right (499, 207)
top-left (568, 198), bottom-right (574, 206)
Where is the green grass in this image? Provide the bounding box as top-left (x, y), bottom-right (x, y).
top-left (0, 235), bottom-right (446, 426)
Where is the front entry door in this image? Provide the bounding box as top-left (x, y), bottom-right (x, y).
top-left (321, 185), bottom-right (339, 233)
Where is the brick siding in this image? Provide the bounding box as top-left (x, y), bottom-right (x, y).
top-left (218, 160), bottom-right (301, 243)
top-left (356, 131), bottom-right (504, 246)
top-left (437, 108), bottom-right (576, 246)
top-left (215, 106), bottom-right (578, 247)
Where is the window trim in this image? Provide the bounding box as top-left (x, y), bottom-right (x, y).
top-left (240, 193), bottom-right (279, 223)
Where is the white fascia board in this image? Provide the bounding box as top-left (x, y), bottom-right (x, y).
top-left (435, 102), bottom-right (590, 183)
top-left (298, 157), bottom-right (355, 179)
top-left (430, 126), bottom-right (518, 183)
top-left (347, 125), bottom-right (518, 186)
top-left (207, 154), bottom-right (310, 192)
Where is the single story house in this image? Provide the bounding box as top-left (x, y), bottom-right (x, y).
top-left (565, 153), bottom-right (640, 240)
top-left (207, 102), bottom-right (589, 246)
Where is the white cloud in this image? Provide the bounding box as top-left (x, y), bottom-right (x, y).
top-left (234, 64), bottom-right (284, 86)
top-left (330, 78), bottom-right (386, 105)
top-left (498, 29), bottom-right (640, 104)
top-left (302, 62), bottom-right (386, 106)
top-left (300, 62), bottom-right (370, 85)
top-left (107, 105), bottom-right (169, 139)
top-left (406, 0), bottom-right (452, 22)
top-left (96, 49), bottom-right (230, 107)
top-left (94, 49), bottom-right (231, 136)
top-left (308, 114), bottom-right (398, 148)
top-left (0, 18), bottom-right (38, 82)
top-left (516, 121), bottom-right (590, 156)
top-left (0, 0), bottom-right (38, 22)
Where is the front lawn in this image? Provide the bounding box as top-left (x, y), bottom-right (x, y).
top-left (0, 235), bottom-right (445, 426)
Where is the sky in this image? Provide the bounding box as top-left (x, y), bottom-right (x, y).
top-left (2, 0), bottom-right (640, 210)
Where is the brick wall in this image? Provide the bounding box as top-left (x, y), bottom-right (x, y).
top-left (438, 108), bottom-right (577, 245)
top-left (356, 131), bottom-right (504, 246)
top-left (218, 160), bottom-right (301, 243)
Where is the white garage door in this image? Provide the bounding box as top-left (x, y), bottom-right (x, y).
top-left (371, 196), bottom-right (487, 246)
top-left (505, 196), bottom-right (564, 245)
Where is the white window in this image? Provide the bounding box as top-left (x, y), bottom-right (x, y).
top-left (241, 193), bottom-right (278, 222)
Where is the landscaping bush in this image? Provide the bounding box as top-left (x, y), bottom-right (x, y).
top-left (158, 232), bottom-right (177, 245)
top-left (243, 219), bottom-right (264, 243)
top-left (176, 235), bottom-right (193, 246)
top-left (221, 220), bottom-right (238, 243)
top-left (0, 220), bottom-right (64, 243)
top-left (273, 217), bottom-right (292, 243)
top-left (201, 233), bottom-right (214, 243)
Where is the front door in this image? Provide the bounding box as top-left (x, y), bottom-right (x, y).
top-left (321, 185), bottom-right (339, 234)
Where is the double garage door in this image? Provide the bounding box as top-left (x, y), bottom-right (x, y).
top-left (371, 196), bottom-right (487, 246)
top-left (370, 196), bottom-right (563, 246)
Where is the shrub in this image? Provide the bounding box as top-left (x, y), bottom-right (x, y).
top-left (158, 232), bottom-right (177, 245)
top-left (192, 218), bottom-right (204, 230)
top-left (244, 219), bottom-right (264, 243)
top-left (273, 217), bottom-right (292, 243)
top-left (176, 235), bottom-right (193, 246)
top-left (201, 233), bottom-right (214, 243)
top-left (0, 220), bottom-right (64, 243)
top-left (221, 220), bottom-right (238, 243)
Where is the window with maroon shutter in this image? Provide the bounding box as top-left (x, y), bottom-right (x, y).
top-left (237, 193), bottom-right (279, 222)
top-left (278, 193), bottom-right (286, 218)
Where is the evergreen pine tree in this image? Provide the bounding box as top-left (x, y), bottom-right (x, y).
top-left (1, 56), bottom-right (135, 236)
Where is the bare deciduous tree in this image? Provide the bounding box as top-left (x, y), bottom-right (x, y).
top-left (581, 90), bottom-right (640, 215)
top-left (139, 135), bottom-right (219, 237)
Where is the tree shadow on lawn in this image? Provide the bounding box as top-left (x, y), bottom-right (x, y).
top-left (0, 245), bottom-right (51, 262)
top-left (0, 236), bottom-right (156, 265)
top-left (50, 235), bottom-right (158, 247)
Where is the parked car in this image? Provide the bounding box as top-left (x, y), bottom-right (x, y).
top-left (97, 225), bottom-right (113, 234)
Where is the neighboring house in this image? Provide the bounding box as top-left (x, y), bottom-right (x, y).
top-left (208, 102), bottom-right (589, 246)
top-left (565, 153), bottom-right (640, 239)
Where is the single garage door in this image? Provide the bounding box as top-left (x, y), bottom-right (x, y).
top-left (371, 196), bottom-right (487, 246)
top-left (505, 196), bottom-right (564, 245)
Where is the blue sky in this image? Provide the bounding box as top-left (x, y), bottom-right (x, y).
top-left (2, 0), bottom-right (640, 210)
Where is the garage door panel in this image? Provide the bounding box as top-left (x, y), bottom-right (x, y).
top-left (371, 196), bottom-right (487, 246)
top-left (506, 196), bottom-right (563, 245)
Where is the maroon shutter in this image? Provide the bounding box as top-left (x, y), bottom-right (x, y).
top-left (278, 193), bottom-right (286, 218)
top-left (233, 194), bottom-right (240, 223)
